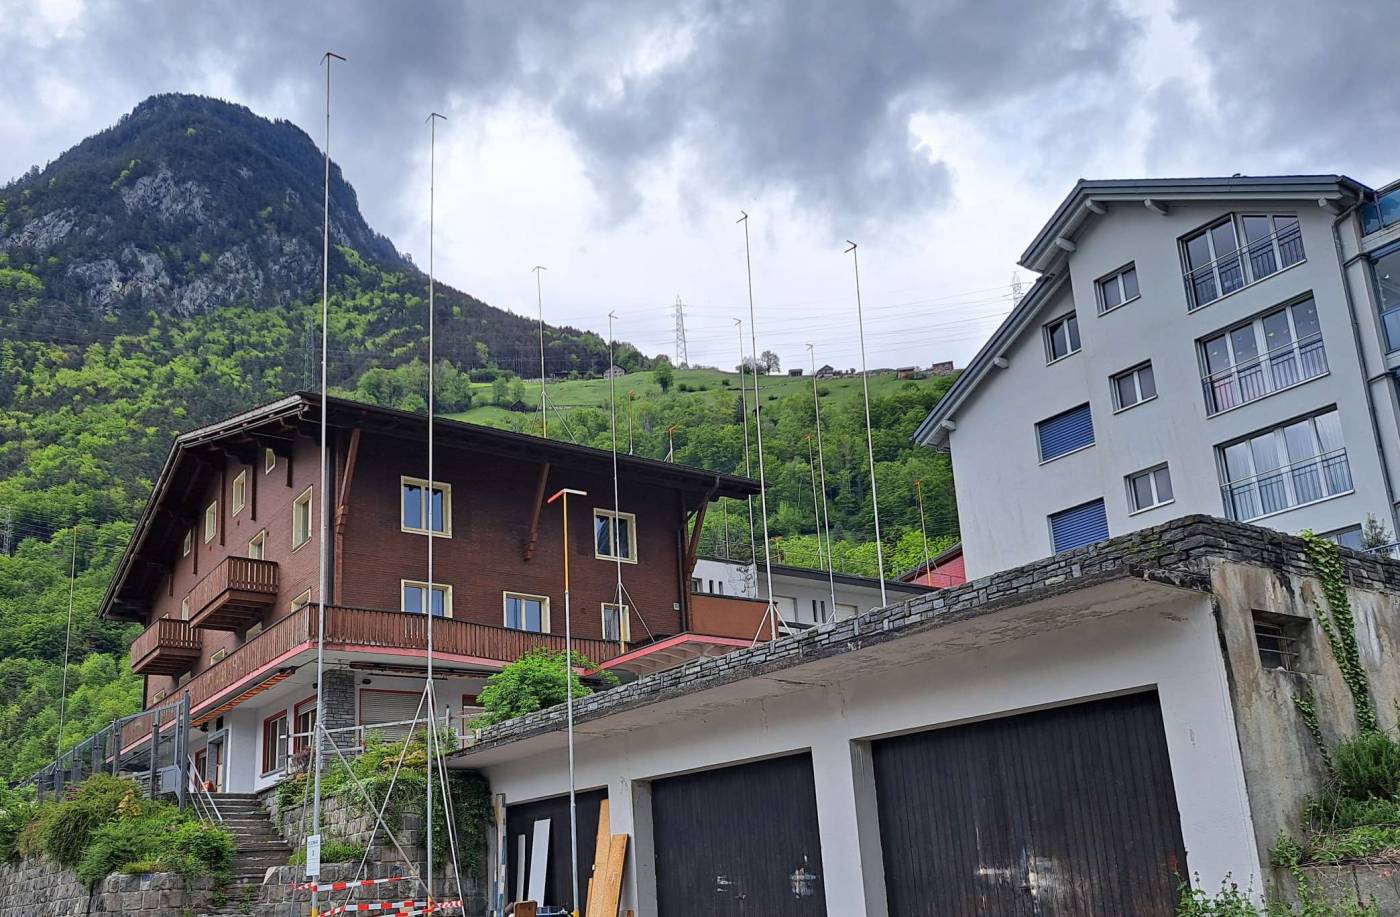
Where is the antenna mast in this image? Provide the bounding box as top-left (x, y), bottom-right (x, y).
top-left (807, 344), bottom-right (837, 618)
top-left (533, 266), bottom-right (548, 437)
top-left (739, 213), bottom-right (780, 641)
top-left (734, 319), bottom-right (757, 567)
top-left (846, 240), bottom-right (887, 606)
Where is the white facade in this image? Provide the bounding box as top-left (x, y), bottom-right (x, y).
top-left (920, 176), bottom-right (1400, 578)
top-left (691, 557), bottom-right (927, 623)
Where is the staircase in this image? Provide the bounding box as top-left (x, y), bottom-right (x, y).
top-left (206, 792), bottom-right (291, 907)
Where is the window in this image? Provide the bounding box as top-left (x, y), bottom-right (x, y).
top-left (689, 577), bottom-right (702, 593)
top-left (264, 447), bottom-right (277, 474)
top-left (360, 690), bottom-right (420, 741)
top-left (232, 471), bottom-right (247, 516)
top-left (1200, 297), bottom-right (1326, 414)
top-left (504, 592), bottom-right (549, 632)
top-left (402, 580), bottom-right (451, 617)
top-left (594, 510), bottom-right (637, 562)
top-left (1043, 313), bottom-right (1081, 362)
top-left (1372, 245), bottom-right (1400, 353)
top-left (203, 500), bottom-right (218, 543)
top-left (1097, 264), bottom-right (1140, 313)
top-left (1127, 465), bottom-right (1174, 513)
top-left (182, 529), bottom-right (192, 558)
top-left (601, 603), bottom-right (630, 642)
top-left (1218, 409), bottom-right (1352, 522)
top-left (293, 698), bottom-right (316, 756)
top-left (261, 712), bottom-right (289, 775)
top-left (179, 597), bottom-right (189, 621)
top-left (1049, 499), bottom-right (1109, 553)
top-left (248, 530), bottom-right (266, 560)
top-left (401, 477), bottom-right (451, 536)
top-left (1111, 363), bottom-right (1157, 411)
top-left (835, 602), bottom-right (859, 620)
top-left (1322, 525), bottom-right (1365, 551)
top-left (1362, 188), bottom-right (1400, 236)
top-left (1182, 213), bottom-right (1304, 310)
top-left (1253, 611), bottom-right (1307, 671)
top-left (292, 486), bottom-right (313, 549)
top-left (773, 595), bottom-right (799, 622)
top-left (291, 589), bottom-right (312, 612)
top-left (1037, 404), bottom-right (1094, 462)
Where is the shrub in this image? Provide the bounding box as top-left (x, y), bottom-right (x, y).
top-left (0, 788), bottom-right (36, 865)
top-left (471, 649), bottom-right (616, 729)
top-left (42, 774), bottom-right (139, 868)
top-left (1331, 731), bottom-right (1400, 802)
top-left (76, 808), bottom-right (231, 887)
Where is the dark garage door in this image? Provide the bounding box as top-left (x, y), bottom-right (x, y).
top-left (652, 753), bottom-right (827, 917)
top-left (506, 787), bottom-right (607, 911)
top-left (873, 691), bottom-right (1187, 916)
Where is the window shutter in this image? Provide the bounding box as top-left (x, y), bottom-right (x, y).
top-left (359, 690), bottom-right (423, 740)
top-left (1049, 499), bottom-right (1109, 552)
top-left (1038, 404), bottom-right (1095, 461)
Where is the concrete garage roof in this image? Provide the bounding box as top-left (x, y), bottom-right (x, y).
top-left (450, 515), bottom-right (1400, 768)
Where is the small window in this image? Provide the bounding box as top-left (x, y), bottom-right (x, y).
top-left (1322, 525), bottom-right (1365, 551)
top-left (689, 577), bottom-right (702, 593)
top-left (244, 621), bottom-right (264, 641)
top-left (1253, 611), bottom-right (1307, 671)
top-left (203, 501), bottom-right (218, 543)
top-left (602, 603), bottom-right (631, 642)
top-left (1048, 498), bottom-right (1109, 553)
top-left (179, 597), bottom-right (189, 621)
top-left (1127, 464), bottom-right (1174, 513)
top-left (1044, 313), bottom-right (1081, 363)
top-left (504, 592), bottom-right (549, 632)
top-left (293, 698), bottom-right (317, 756)
top-left (182, 529), bottom-right (192, 558)
top-left (262, 712), bottom-right (289, 775)
top-left (292, 486), bottom-right (313, 549)
top-left (401, 477), bottom-right (451, 536)
top-left (232, 471), bottom-right (247, 516)
top-left (291, 588), bottom-right (312, 612)
top-left (248, 530), bottom-right (266, 560)
top-left (264, 447), bottom-right (277, 474)
top-left (402, 580), bottom-right (451, 617)
top-left (594, 510), bottom-right (638, 562)
top-left (1111, 363), bottom-right (1157, 411)
top-left (1037, 404), bottom-right (1095, 462)
top-left (1097, 264), bottom-right (1140, 313)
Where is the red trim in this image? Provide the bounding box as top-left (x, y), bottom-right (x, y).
top-left (598, 633), bottom-right (749, 669)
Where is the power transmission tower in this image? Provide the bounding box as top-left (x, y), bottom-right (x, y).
top-left (1011, 271), bottom-right (1024, 304)
top-left (673, 296), bottom-right (689, 368)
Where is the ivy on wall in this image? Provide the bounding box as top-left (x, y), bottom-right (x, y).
top-left (1300, 532), bottom-right (1377, 733)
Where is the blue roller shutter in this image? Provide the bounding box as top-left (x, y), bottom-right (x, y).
top-left (1049, 499), bottom-right (1109, 552)
top-left (1037, 404), bottom-right (1095, 461)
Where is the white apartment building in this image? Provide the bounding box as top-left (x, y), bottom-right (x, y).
top-left (916, 175), bottom-right (1400, 578)
top-left (690, 556), bottom-right (929, 624)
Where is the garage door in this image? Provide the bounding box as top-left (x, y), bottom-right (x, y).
top-left (873, 691), bottom-right (1186, 916)
top-left (652, 753), bottom-right (826, 916)
top-left (506, 788), bottom-right (607, 912)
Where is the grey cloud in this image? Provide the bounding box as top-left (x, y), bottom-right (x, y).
top-left (0, 0), bottom-right (1141, 230)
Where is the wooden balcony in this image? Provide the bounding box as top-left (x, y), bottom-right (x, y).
top-left (188, 556), bottom-right (279, 631)
top-left (130, 617), bottom-right (202, 676)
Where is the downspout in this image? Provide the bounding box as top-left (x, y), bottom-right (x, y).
top-left (1331, 203), bottom-right (1400, 537)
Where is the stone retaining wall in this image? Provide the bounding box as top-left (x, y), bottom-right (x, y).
top-left (260, 782), bottom-right (425, 864)
top-left (0, 857), bottom-right (222, 917)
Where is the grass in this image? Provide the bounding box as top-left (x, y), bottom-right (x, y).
top-left (446, 367), bottom-right (942, 427)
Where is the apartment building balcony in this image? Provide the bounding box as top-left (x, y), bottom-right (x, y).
top-left (130, 616), bottom-right (202, 676)
top-left (1202, 332), bottom-right (1328, 415)
top-left (1220, 448), bottom-right (1353, 523)
top-left (188, 556), bottom-right (279, 631)
top-left (1184, 220), bottom-right (1305, 311)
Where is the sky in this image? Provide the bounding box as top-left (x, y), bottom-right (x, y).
top-left (4, 0), bottom-right (1400, 373)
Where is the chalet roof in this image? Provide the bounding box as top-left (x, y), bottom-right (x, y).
top-left (99, 393), bottom-right (760, 621)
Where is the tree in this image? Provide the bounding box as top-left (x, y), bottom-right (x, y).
top-left (509, 378), bottom-right (526, 404)
top-left (491, 376), bottom-right (509, 405)
top-left (653, 357), bottom-right (674, 393)
top-left (1362, 514), bottom-right (1393, 550)
top-left (760, 350), bottom-right (781, 373)
top-left (470, 649), bottom-right (616, 728)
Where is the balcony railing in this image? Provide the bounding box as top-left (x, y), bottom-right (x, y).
top-left (131, 617), bottom-right (202, 676)
top-left (1363, 189), bottom-right (1400, 236)
top-left (1367, 542), bottom-right (1400, 560)
top-left (1202, 332), bottom-right (1327, 415)
top-left (1185, 222), bottom-right (1306, 311)
top-left (1221, 449), bottom-right (1353, 522)
top-left (188, 556), bottom-right (279, 630)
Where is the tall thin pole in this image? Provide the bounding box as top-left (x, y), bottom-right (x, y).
top-left (739, 213), bottom-right (780, 639)
top-left (846, 240), bottom-right (887, 605)
top-left (547, 487), bottom-right (587, 917)
top-left (424, 109), bottom-right (446, 908)
top-left (803, 435), bottom-right (829, 619)
top-left (607, 314), bottom-right (625, 641)
top-left (915, 478), bottom-right (932, 583)
top-left (312, 51), bottom-right (344, 917)
top-left (56, 524), bottom-right (79, 756)
top-left (808, 345), bottom-right (837, 613)
top-left (734, 319), bottom-right (757, 567)
top-left (533, 265), bottom-right (548, 437)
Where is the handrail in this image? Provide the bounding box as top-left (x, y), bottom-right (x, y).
top-left (1220, 448), bottom-right (1351, 521)
top-left (1183, 221), bottom-right (1305, 310)
top-left (187, 754), bottom-right (222, 824)
top-left (1201, 332), bottom-right (1327, 414)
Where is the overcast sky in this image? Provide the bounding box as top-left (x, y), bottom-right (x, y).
top-left (4, 0), bottom-right (1399, 372)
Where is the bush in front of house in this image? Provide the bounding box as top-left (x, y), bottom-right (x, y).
top-left (470, 648), bottom-right (615, 729)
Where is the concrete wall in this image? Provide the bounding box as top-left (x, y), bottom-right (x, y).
top-left (478, 590), bottom-right (1262, 916)
top-left (948, 199), bottom-right (1394, 578)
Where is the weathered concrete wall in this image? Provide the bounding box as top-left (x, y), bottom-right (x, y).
top-left (0, 857), bottom-right (222, 917)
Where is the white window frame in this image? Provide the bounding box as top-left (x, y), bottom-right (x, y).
top-left (182, 529), bottom-right (192, 558)
top-left (292, 486), bottom-right (313, 550)
top-left (179, 597), bottom-right (189, 621)
top-left (1110, 362), bottom-right (1157, 412)
top-left (503, 591), bottom-right (550, 633)
top-left (248, 530), bottom-right (266, 560)
top-left (400, 476), bottom-right (452, 537)
top-left (232, 470), bottom-right (247, 516)
top-left (401, 579), bottom-right (453, 618)
top-left (203, 500), bottom-right (218, 543)
top-left (1216, 409), bottom-right (1351, 522)
top-left (291, 588), bottom-right (313, 612)
top-left (1096, 263), bottom-right (1140, 314)
top-left (1181, 212), bottom-right (1305, 311)
top-left (1126, 464), bottom-right (1174, 515)
top-left (264, 447), bottom-right (277, 474)
top-left (594, 509), bottom-right (638, 563)
top-left (1043, 313), bottom-right (1081, 364)
top-left (601, 602), bottom-right (631, 642)
top-left (1198, 297), bottom-right (1326, 416)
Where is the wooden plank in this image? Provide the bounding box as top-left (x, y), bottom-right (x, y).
top-left (527, 818), bottom-right (550, 905)
top-left (585, 799), bottom-right (611, 916)
top-left (590, 835), bottom-right (628, 917)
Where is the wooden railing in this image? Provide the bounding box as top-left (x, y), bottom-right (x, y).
top-left (190, 556), bottom-right (279, 620)
top-left (130, 617), bottom-right (201, 672)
